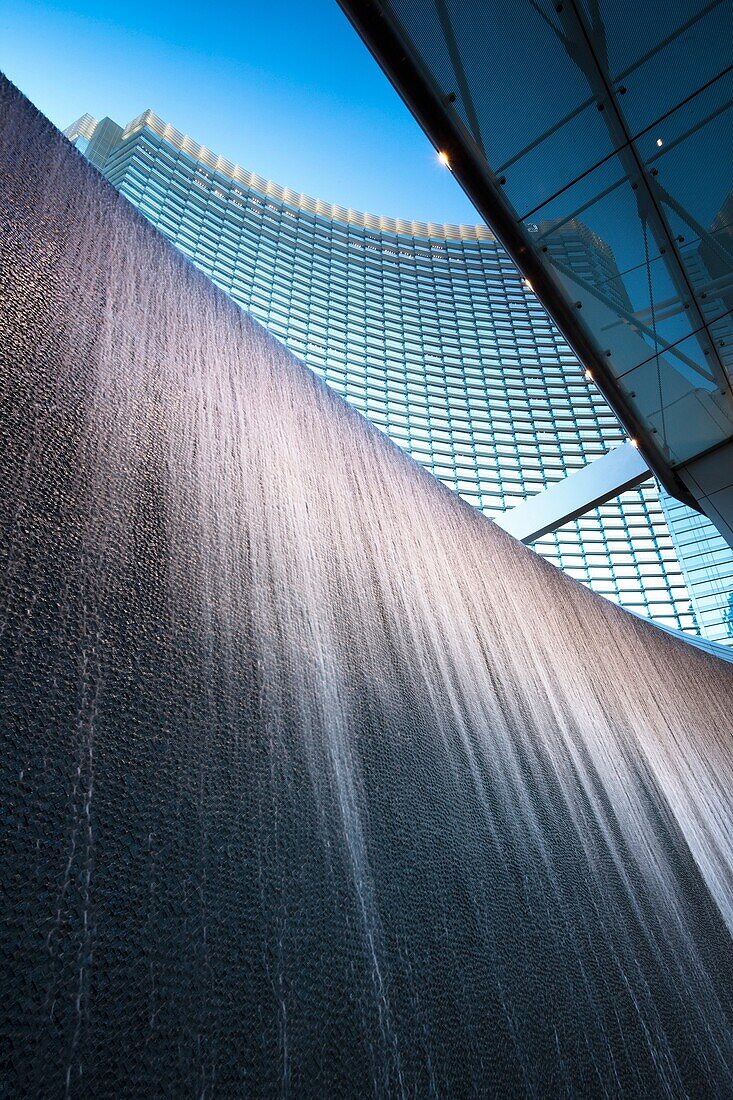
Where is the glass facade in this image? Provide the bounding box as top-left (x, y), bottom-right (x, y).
top-left (64, 108), bottom-right (731, 641)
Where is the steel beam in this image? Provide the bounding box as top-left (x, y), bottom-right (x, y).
top-left (494, 443), bottom-right (650, 543)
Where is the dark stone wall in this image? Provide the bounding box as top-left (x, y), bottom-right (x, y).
top-left (2, 75), bottom-right (733, 1097)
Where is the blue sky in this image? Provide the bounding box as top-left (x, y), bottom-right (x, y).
top-left (0, 0), bottom-right (479, 225)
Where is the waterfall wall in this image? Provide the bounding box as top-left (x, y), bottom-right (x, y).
top-left (2, 76), bottom-right (733, 1097)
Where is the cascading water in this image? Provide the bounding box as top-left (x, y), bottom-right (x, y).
top-left (2, 75), bottom-right (733, 1097)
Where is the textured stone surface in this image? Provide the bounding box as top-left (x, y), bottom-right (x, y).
top-left (2, 75), bottom-right (733, 1097)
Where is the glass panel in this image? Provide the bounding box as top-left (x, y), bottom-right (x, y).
top-left (608, 0), bottom-right (733, 135)
top-left (621, 327), bottom-right (733, 463)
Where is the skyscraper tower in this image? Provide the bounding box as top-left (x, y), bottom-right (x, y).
top-left (64, 108), bottom-right (730, 643)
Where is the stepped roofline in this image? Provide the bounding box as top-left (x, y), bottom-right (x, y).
top-left (63, 112), bottom-right (98, 143)
top-left (68, 108), bottom-right (496, 242)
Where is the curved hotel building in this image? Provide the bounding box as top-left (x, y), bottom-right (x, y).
top-left (65, 109), bottom-right (733, 644)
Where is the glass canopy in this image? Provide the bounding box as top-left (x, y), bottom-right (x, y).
top-left (339, 0), bottom-right (733, 544)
